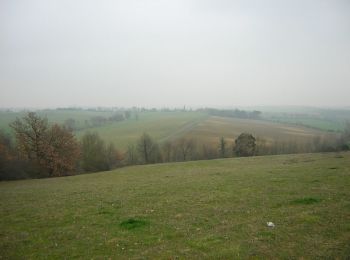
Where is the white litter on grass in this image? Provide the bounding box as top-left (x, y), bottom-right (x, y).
top-left (267, 222), bottom-right (275, 228)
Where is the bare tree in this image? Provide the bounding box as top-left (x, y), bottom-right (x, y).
top-left (200, 143), bottom-right (218, 160)
top-left (176, 138), bottom-right (195, 161)
top-left (161, 141), bottom-right (173, 162)
top-left (137, 133), bottom-right (158, 164)
top-left (126, 143), bottom-right (138, 165)
top-left (106, 143), bottom-right (123, 168)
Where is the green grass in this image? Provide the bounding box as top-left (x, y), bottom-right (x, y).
top-left (120, 218), bottom-right (150, 230)
top-left (268, 117), bottom-right (345, 132)
top-left (1, 152), bottom-right (350, 258)
top-left (75, 111), bottom-right (207, 149)
top-left (290, 197), bottom-right (322, 205)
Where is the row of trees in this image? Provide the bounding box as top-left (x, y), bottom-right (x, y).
top-left (64, 111), bottom-right (136, 131)
top-left (126, 131), bottom-right (349, 165)
top-left (1, 113), bottom-right (349, 180)
top-left (202, 108), bottom-right (262, 120)
top-left (125, 132), bottom-right (257, 165)
top-left (0, 118), bottom-right (257, 180)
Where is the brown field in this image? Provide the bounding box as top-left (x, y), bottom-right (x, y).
top-left (179, 116), bottom-right (338, 146)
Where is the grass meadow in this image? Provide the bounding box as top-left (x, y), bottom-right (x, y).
top-left (1, 152), bottom-right (349, 258)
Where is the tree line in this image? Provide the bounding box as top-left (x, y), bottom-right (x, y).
top-left (63, 111), bottom-right (135, 131)
top-left (200, 108), bottom-right (262, 119)
top-left (1, 113), bottom-right (349, 180)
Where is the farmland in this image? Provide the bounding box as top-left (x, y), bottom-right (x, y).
top-left (1, 152), bottom-right (349, 258)
top-left (75, 111), bottom-right (208, 149)
top-left (259, 107), bottom-right (350, 132)
top-left (180, 116), bottom-right (335, 147)
top-left (0, 109), bottom-right (341, 151)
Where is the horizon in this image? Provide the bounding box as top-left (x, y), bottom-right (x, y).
top-left (1, 104), bottom-right (350, 114)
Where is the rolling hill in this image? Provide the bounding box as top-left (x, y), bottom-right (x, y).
top-left (1, 152), bottom-right (349, 258)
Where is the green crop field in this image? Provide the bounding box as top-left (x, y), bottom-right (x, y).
top-left (267, 117), bottom-right (345, 132)
top-left (1, 152), bottom-right (349, 258)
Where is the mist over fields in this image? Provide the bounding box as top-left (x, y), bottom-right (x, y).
top-left (1, 0), bottom-right (350, 108)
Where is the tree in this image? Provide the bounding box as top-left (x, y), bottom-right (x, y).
top-left (126, 143), bottom-right (138, 165)
top-left (234, 133), bottom-right (256, 157)
top-left (0, 130), bottom-right (28, 180)
top-left (0, 131), bottom-right (12, 165)
top-left (80, 132), bottom-right (109, 172)
top-left (137, 133), bottom-right (158, 164)
top-left (200, 143), bottom-right (218, 160)
top-left (10, 113), bottom-right (80, 177)
top-left (340, 121), bottom-right (350, 150)
top-left (124, 111), bottom-right (131, 120)
top-left (0, 131), bottom-right (15, 179)
top-left (109, 113), bottom-right (124, 122)
top-left (44, 124), bottom-right (80, 176)
top-left (161, 141), bottom-right (173, 162)
top-left (106, 143), bottom-right (123, 168)
top-left (90, 116), bottom-right (107, 127)
top-left (11, 112), bottom-right (48, 164)
top-left (176, 138), bottom-right (195, 161)
top-left (64, 118), bottom-right (77, 131)
top-left (218, 137), bottom-right (227, 158)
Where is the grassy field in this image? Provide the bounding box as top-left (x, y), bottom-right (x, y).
top-left (258, 107), bottom-right (350, 132)
top-left (267, 117), bottom-right (345, 132)
top-left (1, 152), bottom-right (349, 258)
top-left (75, 111), bottom-right (207, 149)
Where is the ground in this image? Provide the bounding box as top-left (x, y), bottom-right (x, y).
top-left (1, 152), bottom-right (349, 259)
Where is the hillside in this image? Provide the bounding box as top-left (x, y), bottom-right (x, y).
top-left (1, 152), bottom-right (349, 258)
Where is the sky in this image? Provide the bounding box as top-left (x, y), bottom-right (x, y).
top-left (0, 0), bottom-right (349, 108)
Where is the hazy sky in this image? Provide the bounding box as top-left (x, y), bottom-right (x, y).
top-left (1, 0), bottom-right (349, 108)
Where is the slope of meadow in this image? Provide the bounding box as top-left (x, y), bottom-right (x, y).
top-left (1, 152), bottom-right (349, 258)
